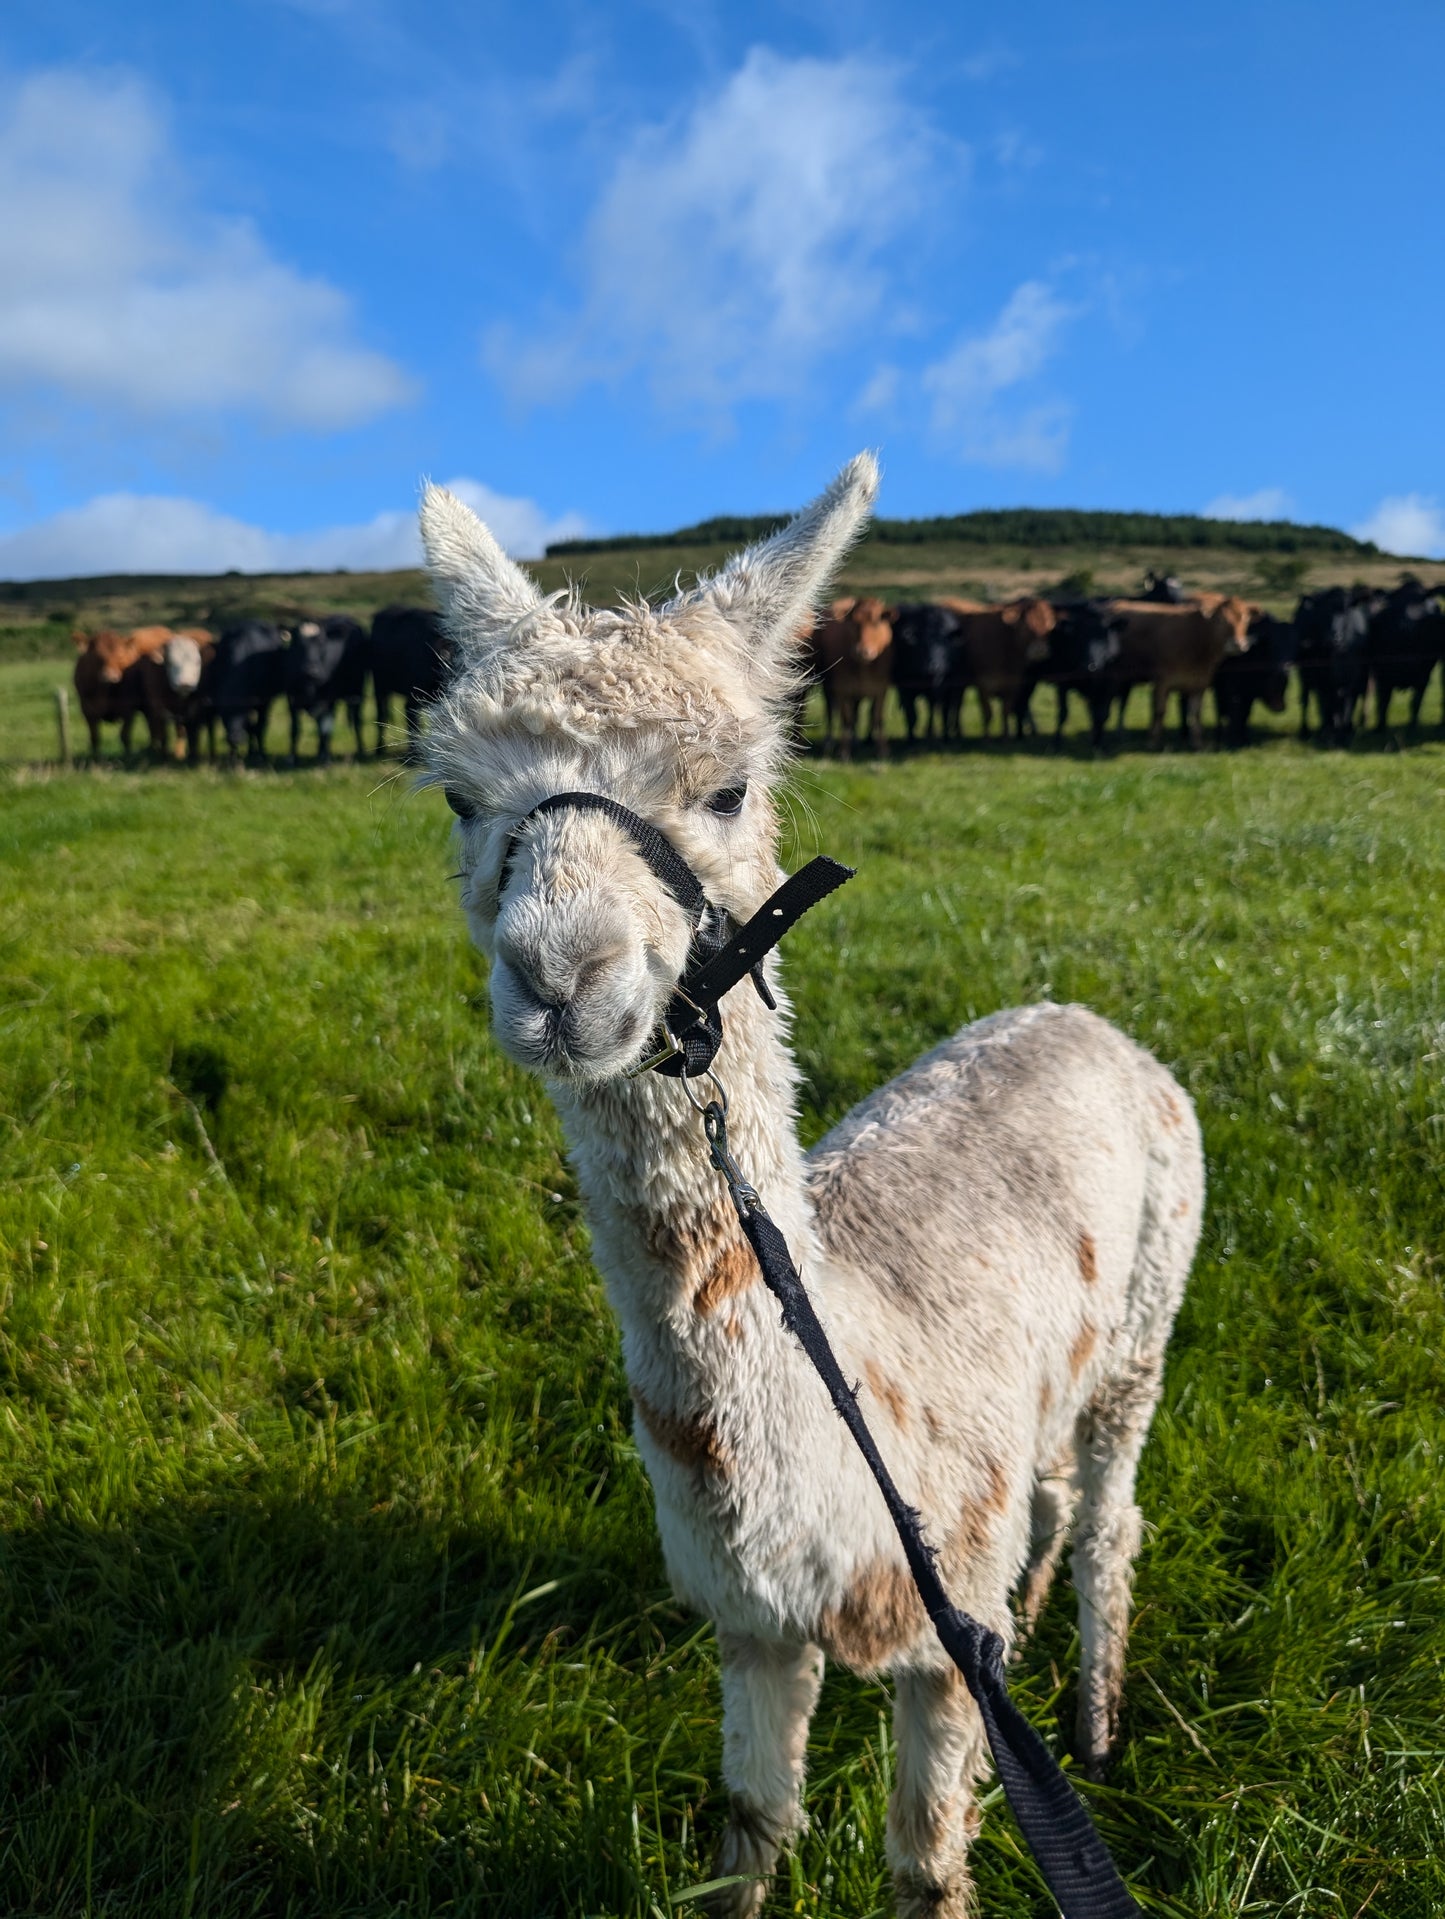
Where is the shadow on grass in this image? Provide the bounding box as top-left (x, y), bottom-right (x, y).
top-left (0, 1489), bottom-right (692, 1917)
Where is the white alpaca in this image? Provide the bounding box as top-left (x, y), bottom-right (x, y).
top-left (421, 456), bottom-right (1204, 1918)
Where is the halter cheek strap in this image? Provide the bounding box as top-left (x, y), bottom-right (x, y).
top-left (494, 789), bottom-right (853, 1078)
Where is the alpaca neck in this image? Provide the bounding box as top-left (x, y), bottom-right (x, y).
top-left (551, 981), bottom-right (818, 1366)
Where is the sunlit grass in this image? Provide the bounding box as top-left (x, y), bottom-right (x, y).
top-left (1, 746), bottom-right (1443, 1914)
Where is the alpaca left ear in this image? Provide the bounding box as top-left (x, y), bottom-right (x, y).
top-left (673, 452), bottom-right (880, 667)
top-left (419, 483), bottom-right (545, 655)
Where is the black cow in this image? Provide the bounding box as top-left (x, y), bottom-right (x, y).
top-left (213, 620), bottom-right (288, 764)
top-left (286, 615), bottom-right (369, 763)
top-left (1294, 587), bottom-right (1378, 744)
top-left (890, 603), bottom-right (962, 743)
top-left (1141, 570), bottom-right (1188, 604)
top-left (1214, 612), bottom-right (1295, 747)
top-left (1037, 601), bottom-right (1125, 747)
top-left (371, 605), bottom-right (453, 755)
top-left (1369, 578), bottom-right (1445, 737)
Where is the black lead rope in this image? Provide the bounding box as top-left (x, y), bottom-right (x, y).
top-left (499, 789), bottom-right (1142, 1913)
top-left (701, 1104), bottom-right (1142, 1919)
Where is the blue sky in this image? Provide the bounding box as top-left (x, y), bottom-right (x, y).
top-left (1, 0), bottom-right (1442, 576)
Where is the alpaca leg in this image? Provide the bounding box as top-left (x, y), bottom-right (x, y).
top-left (1018, 1452), bottom-right (1079, 1639)
top-left (704, 1633), bottom-right (823, 1919)
top-left (1071, 1363), bottom-right (1161, 1778)
top-left (887, 1666), bottom-right (989, 1919)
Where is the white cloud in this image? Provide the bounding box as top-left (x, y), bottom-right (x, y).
top-left (853, 364), bottom-right (901, 416)
top-left (922, 280), bottom-right (1075, 470)
top-left (0, 481), bottom-right (588, 580)
top-left (0, 66), bottom-right (414, 429)
top-left (1352, 493), bottom-right (1445, 559)
top-left (485, 48), bottom-right (950, 421)
top-left (1203, 487), bottom-right (1294, 521)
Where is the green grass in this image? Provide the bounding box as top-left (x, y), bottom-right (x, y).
top-left (2, 742), bottom-right (1444, 1916)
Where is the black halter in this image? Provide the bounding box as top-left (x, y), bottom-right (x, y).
top-left (496, 790), bottom-right (853, 1077)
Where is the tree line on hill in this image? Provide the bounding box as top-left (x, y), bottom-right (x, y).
top-left (548, 507), bottom-right (1378, 559)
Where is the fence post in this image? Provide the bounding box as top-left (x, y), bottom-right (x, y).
top-left (54, 685), bottom-right (72, 768)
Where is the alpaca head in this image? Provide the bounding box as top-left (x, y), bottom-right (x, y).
top-left (422, 453), bottom-right (878, 1083)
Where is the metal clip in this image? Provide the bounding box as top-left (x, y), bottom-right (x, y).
top-left (702, 1100), bottom-right (760, 1218)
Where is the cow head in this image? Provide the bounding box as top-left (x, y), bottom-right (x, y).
top-left (850, 597), bottom-right (893, 663)
top-left (1002, 596), bottom-right (1058, 663)
top-left (1209, 596), bottom-right (1252, 656)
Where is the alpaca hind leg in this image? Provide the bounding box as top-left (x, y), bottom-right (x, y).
top-left (888, 1665), bottom-right (989, 1919)
top-left (704, 1633), bottom-right (822, 1919)
top-left (1018, 1452), bottom-right (1079, 1641)
top-left (1071, 1362), bottom-right (1161, 1778)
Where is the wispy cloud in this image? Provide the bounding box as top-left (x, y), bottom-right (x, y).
top-left (922, 280), bottom-right (1076, 470)
top-left (485, 48), bottom-right (955, 424)
top-left (0, 66), bottom-right (415, 430)
top-left (1203, 487), bottom-right (1294, 522)
top-left (0, 480), bottom-right (587, 580)
top-left (1352, 493), bottom-right (1445, 558)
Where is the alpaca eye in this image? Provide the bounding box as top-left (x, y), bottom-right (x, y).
top-left (705, 783), bottom-right (748, 817)
top-left (444, 786), bottom-right (478, 820)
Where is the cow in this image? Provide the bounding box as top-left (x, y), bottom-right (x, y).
top-left (809, 596), bottom-right (894, 758)
top-left (370, 605), bottom-right (453, 756)
top-left (1369, 578), bottom-right (1445, 738)
top-left (889, 602), bottom-right (962, 743)
top-left (1036, 600), bottom-right (1126, 747)
top-left (953, 598), bottom-right (1057, 738)
top-left (1141, 570), bottom-right (1188, 603)
top-left (212, 620), bottom-right (288, 764)
top-left (1213, 612), bottom-right (1295, 747)
top-left (285, 614), bottom-right (369, 763)
top-left (1107, 597), bottom-right (1253, 747)
top-left (72, 626), bottom-right (171, 761)
top-left (1294, 587), bottom-right (1378, 744)
top-left (136, 628), bottom-right (216, 761)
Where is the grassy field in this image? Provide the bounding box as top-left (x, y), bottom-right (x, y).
top-left (2, 736), bottom-right (1444, 1917)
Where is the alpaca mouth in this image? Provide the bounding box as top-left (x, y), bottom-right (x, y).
top-left (492, 958), bottom-right (653, 1080)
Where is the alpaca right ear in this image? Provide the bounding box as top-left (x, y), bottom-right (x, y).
top-left (419, 484), bottom-right (544, 654)
top-left (673, 452), bottom-right (880, 669)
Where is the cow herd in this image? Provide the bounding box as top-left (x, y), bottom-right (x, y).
top-left (67, 572), bottom-right (1445, 768)
top-left (70, 606), bottom-right (451, 764)
top-left (807, 572), bottom-right (1445, 753)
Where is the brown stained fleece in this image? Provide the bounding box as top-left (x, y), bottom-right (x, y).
top-left (950, 1455), bottom-right (1010, 1562)
top-left (631, 1389), bottom-right (731, 1477)
top-left (1158, 1090), bottom-right (1185, 1132)
top-left (1069, 1321), bottom-right (1098, 1379)
top-left (923, 1405), bottom-right (945, 1442)
top-left (865, 1358), bottom-right (910, 1429)
top-left (817, 1557), bottom-right (928, 1674)
top-left (693, 1239), bottom-right (758, 1316)
top-left (1038, 1377), bottom-right (1054, 1418)
top-left (1077, 1231), bottom-right (1099, 1285)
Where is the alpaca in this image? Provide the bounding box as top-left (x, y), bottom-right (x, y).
top-left (420, 454), bottom-right (1204, 1919)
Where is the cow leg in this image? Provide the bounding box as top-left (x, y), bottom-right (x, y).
top-left (289, 705), bottom-right (303, 766)
top-left (86, 714), bottom-right (103, 762)
top-left (1149, 684), bottom-right (1167, 749)
top-left (348, 696), bottom-right (366, 759)
top-left (120, 712), bottom-right (136, 761)
top-left (316, 705), bottom-right (335, 766)
top-left (1186, 691), bottom-right (1204, 751)
top-left (404, 694), bottom-right (424, 761)
top-left (1374, 680), bottom-right (1393, 733)
top-left (872, 694), bottom-right (888, 761)
top-left (837, 697), bottom-right (856, 762)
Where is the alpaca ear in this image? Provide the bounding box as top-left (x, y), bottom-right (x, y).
top-left (418, 483), bottom-right (544, 653)
top-left (674, 452), bottom-right (880, 665)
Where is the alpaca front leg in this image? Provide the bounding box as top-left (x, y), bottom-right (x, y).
top-left (704, 1632), bottom-right (823, 1919)
top-left (888, 1665), bottom-right (989, 1919)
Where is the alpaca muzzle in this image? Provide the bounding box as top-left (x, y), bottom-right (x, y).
top-left (497, 790), bottom-right (853, 1079)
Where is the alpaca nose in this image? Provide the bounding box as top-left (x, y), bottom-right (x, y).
top-left (495, 900), bottom-right (636, 1014)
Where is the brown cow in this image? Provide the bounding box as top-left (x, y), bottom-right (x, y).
top-left (72, 626), bottom-right (171, 761)
top-left (954, 597), bottom-right (1058, 737)
top-left (136, 627), bottom-right (216, 761)
top-left (1108, 597), bottom-right (1252, 747)
top-left (809, 596), bottom-right (894, 758)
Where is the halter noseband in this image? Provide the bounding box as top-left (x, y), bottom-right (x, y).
top-left (496, 790), bottom-right (853, 1079)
